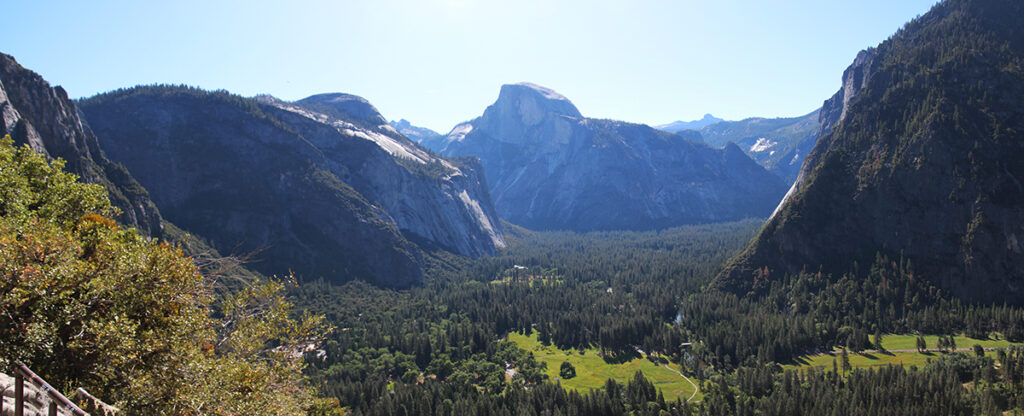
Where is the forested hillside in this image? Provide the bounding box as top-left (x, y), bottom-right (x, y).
top-left (717, 0), bottom-right (1024, 303)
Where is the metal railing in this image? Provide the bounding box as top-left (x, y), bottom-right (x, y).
top-left (1, 361), bottom-right (89, 416)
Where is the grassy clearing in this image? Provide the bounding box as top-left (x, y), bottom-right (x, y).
top-left (784, 350), bottom-right (945, 371)
top-left (489, 277), bottom-right (564, 286)
top-left (507, 332), bottom-right (700, 402)
top-left (784, 334), bottom-right (1023, 372)
top-left (876, 334), bottom-right (1019, 351)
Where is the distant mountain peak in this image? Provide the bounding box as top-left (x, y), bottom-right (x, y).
top-left (492, 83), bottom-right (582, 122)
top-left (297, 92), bottom-right (387, 126)
top-left (656, 114), bottom-right (725, 133)
top-left (388, 119), bottom-right (447, 152)
top-left (509, 82), bottom-right (572, 102)
top-left (302, 92), bottom-right (372, 105)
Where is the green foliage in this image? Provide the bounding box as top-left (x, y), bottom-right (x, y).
top-left (0, 136), bottom-right (327, 414)
top-left (703, 349), bottom-right (1024, 415)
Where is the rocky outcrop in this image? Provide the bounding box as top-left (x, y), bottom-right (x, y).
top-left (716, 0), bottom-right (1024, 303)
top-left (0, 52), bottom-right (163, 236)
top-left (816, 49), bottom-right (878, 139)
top-left (441, 83), bottom-right (787, 231)
top-left (390, 119), bottom-right (446, 152)
top-left (80, 86), bottom-right (504, 288)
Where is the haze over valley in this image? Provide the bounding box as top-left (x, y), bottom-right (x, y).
top-left (2, 0), bottom-right (1024, 414)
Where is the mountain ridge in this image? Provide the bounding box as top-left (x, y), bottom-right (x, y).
top-left (696, 110), bottom-right (820, 182)
top-left (80, 85), bottom-right (504, 288)
top-left (656, 113), bottom-right (724, 133)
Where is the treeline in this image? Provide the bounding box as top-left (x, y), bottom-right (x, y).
top-left (680, 254), bottom-right (1024, 370)
top-left (354, 371), bottom-right (690, 416)
top-left (699, 348), bottom-right (1024, 415)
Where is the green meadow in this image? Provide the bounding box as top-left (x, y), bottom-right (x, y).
top-left (507, 332), bottom-right (700, 402)
top-left (784, 334), bottom-right (1023, 372)
top-left (875, 334), bottom-right (1019, 351)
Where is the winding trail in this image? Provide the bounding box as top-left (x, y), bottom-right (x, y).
top-left (659, 363), bottom-right (699, 403)
top-left (632, 346), bottom-right (700, 403)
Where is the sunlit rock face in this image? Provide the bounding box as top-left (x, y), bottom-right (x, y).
top-left (441, 83), bottom-right (787, 231)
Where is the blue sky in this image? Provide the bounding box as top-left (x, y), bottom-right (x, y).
top-left (4, 0), bottom-right (937, 133)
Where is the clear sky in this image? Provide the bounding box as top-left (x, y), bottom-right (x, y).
top-left (4, 0), bottom-right (938, 133)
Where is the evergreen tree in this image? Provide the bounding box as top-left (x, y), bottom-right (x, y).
top-left (559, 361), bottom-right (576, 379)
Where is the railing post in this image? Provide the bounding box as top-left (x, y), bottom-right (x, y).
top-left (11, 362), bottom-right (92, 416)
top-left (14, 370), bottom-right (23, 416)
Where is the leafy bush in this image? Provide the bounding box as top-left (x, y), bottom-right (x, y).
top-left (0, 136), bottom-right (328, 414)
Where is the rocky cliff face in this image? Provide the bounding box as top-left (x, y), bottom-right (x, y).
top-left (716, 0), bottom-right (1024, 303)
top-left (441, 83), bottom-right (787, 231)
top-left (0, 53), bottom-right (163, 236)
top-left (80, 86), bottom-right (503, 288)
top-left (816, 49), bottom-right (878, 139)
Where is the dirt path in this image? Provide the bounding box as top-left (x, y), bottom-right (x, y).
top-left (659, 363), bottom-right (699, 403)
top-left (632, 346), bottom-right (700, 403)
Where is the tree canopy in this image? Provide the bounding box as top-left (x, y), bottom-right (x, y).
top-left (0, 136), bottom-right (328, 415)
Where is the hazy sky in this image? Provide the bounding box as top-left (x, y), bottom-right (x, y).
top-left (4, 0), bottom-right (937, 133)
